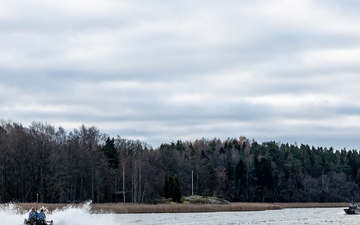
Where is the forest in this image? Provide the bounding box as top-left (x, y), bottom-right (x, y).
top-left (1, 121), bottom-right (360, 204)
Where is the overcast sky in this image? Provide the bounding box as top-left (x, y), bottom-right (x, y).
top-left (1, 0), bottom-right (360, 149)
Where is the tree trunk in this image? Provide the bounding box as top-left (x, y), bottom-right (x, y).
top-left (122, 163), bottom-right (126, 203)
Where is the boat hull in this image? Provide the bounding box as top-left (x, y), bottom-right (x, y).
top-left (344, 208), bottom-right (360, 214)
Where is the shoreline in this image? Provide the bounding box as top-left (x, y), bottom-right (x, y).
top-left (3, 202), bottom-right (349, 214)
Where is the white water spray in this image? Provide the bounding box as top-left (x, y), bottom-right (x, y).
top-left (0, 202), bottom-right (122, 225)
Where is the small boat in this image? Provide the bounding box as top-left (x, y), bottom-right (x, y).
top-left (344, 202), bottom-right (360, 214)
top-left (24, 208), bottom-right (53, 225)
top-left (23, 218), bottom-right (53, 225)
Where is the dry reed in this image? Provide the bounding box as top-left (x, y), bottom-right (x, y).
top-left (2, 202), bottom-right (349, 214)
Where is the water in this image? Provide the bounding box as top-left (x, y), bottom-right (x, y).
top-left (1, 203), bottom-right (358, 225)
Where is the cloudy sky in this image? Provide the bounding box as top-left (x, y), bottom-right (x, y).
top-left (1, 0), bottom-right (360, 149)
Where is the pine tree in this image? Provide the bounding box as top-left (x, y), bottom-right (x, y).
top-left (164, 175), bottom-right (171, 198)
top-left (172, 175), bottom-right (181, 203)
top-left (102, 137), bottom-right (119, 169)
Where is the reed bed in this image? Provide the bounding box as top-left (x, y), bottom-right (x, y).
top-left (4, 202), bottom-right (348, 214)
top-left (90, 202), bottom-right (283, 213)
top-left (276, 202), bottom-right (348, 208)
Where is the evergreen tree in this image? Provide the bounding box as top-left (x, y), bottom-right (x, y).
top-left (164, 175), bottom-right (171, 198)
top-left (163, 175), bottom-right (182, 202)
top-left (102, 137), bottom-right (119, 169)
top-left (172, 175), bottom-right (181, 202)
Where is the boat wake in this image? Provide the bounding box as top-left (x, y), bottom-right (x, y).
top-left (0, 202), bottom-right (120, 225)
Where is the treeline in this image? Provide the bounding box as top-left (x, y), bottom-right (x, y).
top-left (0, 121), bottom-right (360, 203)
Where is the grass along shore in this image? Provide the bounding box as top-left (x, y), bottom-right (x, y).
top-left (4, 202), bottom-right (349, 214)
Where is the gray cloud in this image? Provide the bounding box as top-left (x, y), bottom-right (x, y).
top-left (1, 0), bottom-right (360, 150)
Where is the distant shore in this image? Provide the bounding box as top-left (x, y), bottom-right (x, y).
top-left (6, 202), bottom-right (349, 214)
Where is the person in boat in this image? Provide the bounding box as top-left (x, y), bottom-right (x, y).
top-left (37, 209), bottom-right (46, 223)
top-left (28, 208), bottom-right (37, 219)
top-left (350, 202), bottom-right (358, 209)
top-left (26, 208), bottom-right (37, 225)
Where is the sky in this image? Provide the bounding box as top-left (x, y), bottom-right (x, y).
top-left (1, 0), bottom-right (360, 150)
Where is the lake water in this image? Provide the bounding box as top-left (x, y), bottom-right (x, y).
top-left (1, 204), bottom-right (358, 225)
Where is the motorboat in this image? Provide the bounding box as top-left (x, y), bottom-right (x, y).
top-left (24, 217), bottom-right (53, 225)
top-left (344, 202), bottom-right (360, 214)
